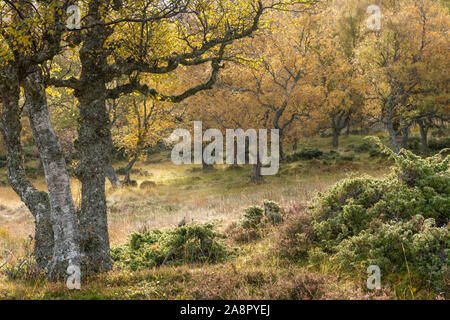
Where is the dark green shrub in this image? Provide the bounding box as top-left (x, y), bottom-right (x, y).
top-left (407, 136), bottom-right (421, 152)
top-left (0, 176), bottom-right (8, 186)
top-left (263, 200), bottom-right (283, 225)
top-left (333, 215), bottom-right (449, 289)
top-left (369, 148), bottom-right (381, 157)
top-left (283, 138), bottom-right (449, 289)
top-left (25, 166), bottom-right (39, 179)
top-left (429, 137), bottom-right (450, 151)
top-left (431, 128), bottom-right (448, 138)
top-left (323, 150), bottom-right (341, 160)
top-left (286, 148), bottom-right (324, 162)
top-left (340, 153), bottom-right (356, 161)
top-left (230, 201), bottom-right (283, 242)
top-left (242, 206), bottom-right (264, 229)
top-left (116, 167), bottom-right (127, 175)
top-left (111, 223), bottom-right (232, 270)
top-left (355, 141), bottom-right (373, 153)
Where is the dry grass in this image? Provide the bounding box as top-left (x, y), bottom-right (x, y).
top-left (0, 135), bottom-right (400, 300)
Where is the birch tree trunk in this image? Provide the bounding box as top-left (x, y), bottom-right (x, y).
top-left (387, 122), bottom-right (400, 154)
top-left (24, 69), bottom-right (81, 280)
top-left (386, 103), bottom-right (400, 154)
top-left (0, 70), bottom-right (53, 271)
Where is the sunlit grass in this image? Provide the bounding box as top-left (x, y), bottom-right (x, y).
top-left (0, 134), bottom-right (402, 299)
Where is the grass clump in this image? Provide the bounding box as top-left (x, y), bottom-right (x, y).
top-left (111, 223), bottom-right (232, 271)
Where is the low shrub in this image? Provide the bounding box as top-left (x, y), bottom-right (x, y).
top-left (407, 136), bottom-right (421, 152)
top-left (242, 206), bottom-right (265, 229)
top-left (263, 200), bottom-right (283, 225)
top-left (277, 205), bottom-right (315, 260)
top-left (286, 148), bottom-right (356, 163)
top-left (431, 128), bottom-right (448, 138)
top-left (242, 201), bottom-right (283, 229)
top-left (274, 272), bottom-right (325, 300)
top-left (111, 223), bottom-right (232, 270)
top-left (333, 215), bottom-right (449, 289)
top-left (429, 137), bottom-right (450, 152)
top-left (340, 153), bottom-right (356, 161)
top-left (286, 148), bottom-right (324, 162)
top-left (229, 201), bottom-right (283, 243)
top-left (0, 176), bottom-right (8, 186)
top-left (355, 140), bottom-right (374, 153)
top-left (226, 222), bottom-right (261, 243)
top-left (280, 138), bottom-right (449, 291)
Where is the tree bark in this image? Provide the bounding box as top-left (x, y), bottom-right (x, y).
top-left (400, 122), bottom-right (410, 150)
top-left (330, 110), bottom-right (350, 149)
top-left (24, 69), bottom-right (82, 280)
top-left (332, 128), bottom-right (339, 149)
top-left (72, 2), bottom-right (114, 273)
top-left (418, 120), bottom-right (430, 156)
top-left (124, 155), bottom-right (138, 184)
top-left (76, 84), bottom-right (112, 273)
top-left (251, 161), bottom-right (263, 183)
top-left (385, 97), bottom-right (400, 154)
top-left (75, 78), bottom-right (113, 273)
top-left (293, 138), bottom-right (298, 151)
top-left (279, 139), bottom-right (285, 160)
top-left (387, 121), bottom-right (400, 154)
top-left (105, 162), bottom-right (121, 188)
top-left (0, 71), bottom-right (53, 271)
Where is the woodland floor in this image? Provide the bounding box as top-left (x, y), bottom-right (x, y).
top-left (1, 133), bottom-right (431, 300)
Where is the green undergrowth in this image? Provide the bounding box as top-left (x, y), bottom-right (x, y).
top-left (278, 139), bottom-right (449, 296)
top-left (111, 223), bottom-right (234, 271)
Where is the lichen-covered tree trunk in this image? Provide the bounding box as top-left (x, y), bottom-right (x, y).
top-left (387, 121), bottom-right (400, 154)
top-left (400, 122), bottom-right (410, 150)
top-left (24, 68), bottom-right (81, 280)
top-left (105, 162), bottom-right (121, 188)
top-left (0, 70), bottom-right (53, 270)
top-left (75, 80), bottom-right (112, 273)
top-left (71, 1), bottom-right (113, 274)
